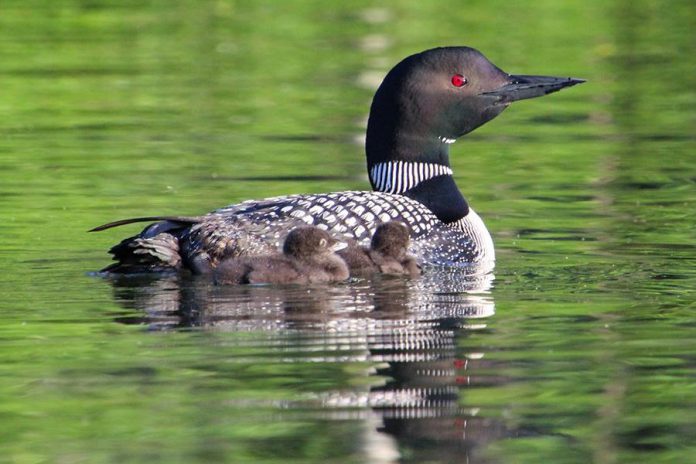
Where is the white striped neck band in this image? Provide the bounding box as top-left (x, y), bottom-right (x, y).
top-left (369, 161), bottom-right (454, 194)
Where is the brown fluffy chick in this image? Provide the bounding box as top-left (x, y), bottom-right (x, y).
top-left (214, 226), bottom-right (349, 285)
top-left (338, 221), bottom-right (421, 277)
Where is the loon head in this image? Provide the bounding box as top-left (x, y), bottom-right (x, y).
top-left (370, 221), bottom-right (411, 260)
top-left (283, 226), bottom-right (345, 259)
top-left (366, 46), bottom-right (584, 166)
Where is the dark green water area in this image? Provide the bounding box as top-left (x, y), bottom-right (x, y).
top-left (2, 1), bottom-right (696, 463)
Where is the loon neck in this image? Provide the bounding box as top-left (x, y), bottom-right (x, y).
top-left (403, 174), bottom-right (469, 224)
top-left (369, 160), bottom-right (454, 194)
top-left (365, 98), bottom-right (470, 223)
top-left (366, 147), bottom-right (469, 224)
top-left (366, 129), bottom-right (456, 189)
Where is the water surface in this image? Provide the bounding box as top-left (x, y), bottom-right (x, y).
top-left (2, 1), bottom-right (696, 463)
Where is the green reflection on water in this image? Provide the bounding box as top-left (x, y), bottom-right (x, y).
top-left (1, 0), bottom-right (696, 463)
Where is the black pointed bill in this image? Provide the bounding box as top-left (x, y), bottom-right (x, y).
top-left (482, 75), bottom-right (585, 103)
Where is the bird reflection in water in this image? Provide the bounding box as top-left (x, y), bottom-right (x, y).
top-left (104, 270), bottom-right (529, 462)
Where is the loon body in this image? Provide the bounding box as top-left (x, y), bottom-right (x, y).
top-left (93, 46), bottom-right (583, 274)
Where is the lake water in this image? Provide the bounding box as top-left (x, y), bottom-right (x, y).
top-left (2, 1), bottom-right (696, 463)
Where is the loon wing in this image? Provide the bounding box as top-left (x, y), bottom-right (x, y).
top-left (183, 191), bottom-right (483, 267)
top-left (208, 191), bottom-right (441, 243)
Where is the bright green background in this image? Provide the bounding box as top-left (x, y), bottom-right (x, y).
top-left (1, 1), bottom-right (695, 463)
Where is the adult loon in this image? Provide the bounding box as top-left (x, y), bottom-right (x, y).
top-left (214, 226), bottom-right (349, 285)
top-left (92, 46), bottom-right (583, 273)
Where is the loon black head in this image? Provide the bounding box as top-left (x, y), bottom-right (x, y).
top-left (366, 46), bottom-right (584, 167)
top-left (283, 227), bottom-right (345, 259)
top-left (365, 46), bottom-right (583, 224)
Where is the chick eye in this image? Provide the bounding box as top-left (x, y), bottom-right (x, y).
top-left (319, 238), bottom-right (327, 247)
top-left (451, 74), bottom-right (467, 87)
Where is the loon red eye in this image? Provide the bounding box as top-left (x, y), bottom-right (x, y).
top-left (451, 74), bottom-right (467, 87)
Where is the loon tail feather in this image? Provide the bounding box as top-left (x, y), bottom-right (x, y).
top-left (95, 216), bottom-right (202, 273)
top-left (101, 232), bottom-right (183, 273)
top-left (89, 216), bottom-right (202, 232)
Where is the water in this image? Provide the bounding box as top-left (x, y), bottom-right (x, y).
top-left (2, 1), bottom-right (696, 463)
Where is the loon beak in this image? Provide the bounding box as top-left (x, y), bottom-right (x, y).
top-left (483, 75), bottom-right (585, 104)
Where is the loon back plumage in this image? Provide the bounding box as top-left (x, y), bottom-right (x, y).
top-left (97, 191), bottom-right (491, 274)
top-left (182, 191), bottom-right (492, 272)
top-left (92, 46), bottom-right (583, 274)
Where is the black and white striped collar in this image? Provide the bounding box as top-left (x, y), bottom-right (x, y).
top-left (369, 161), bottom-right (454, 194)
